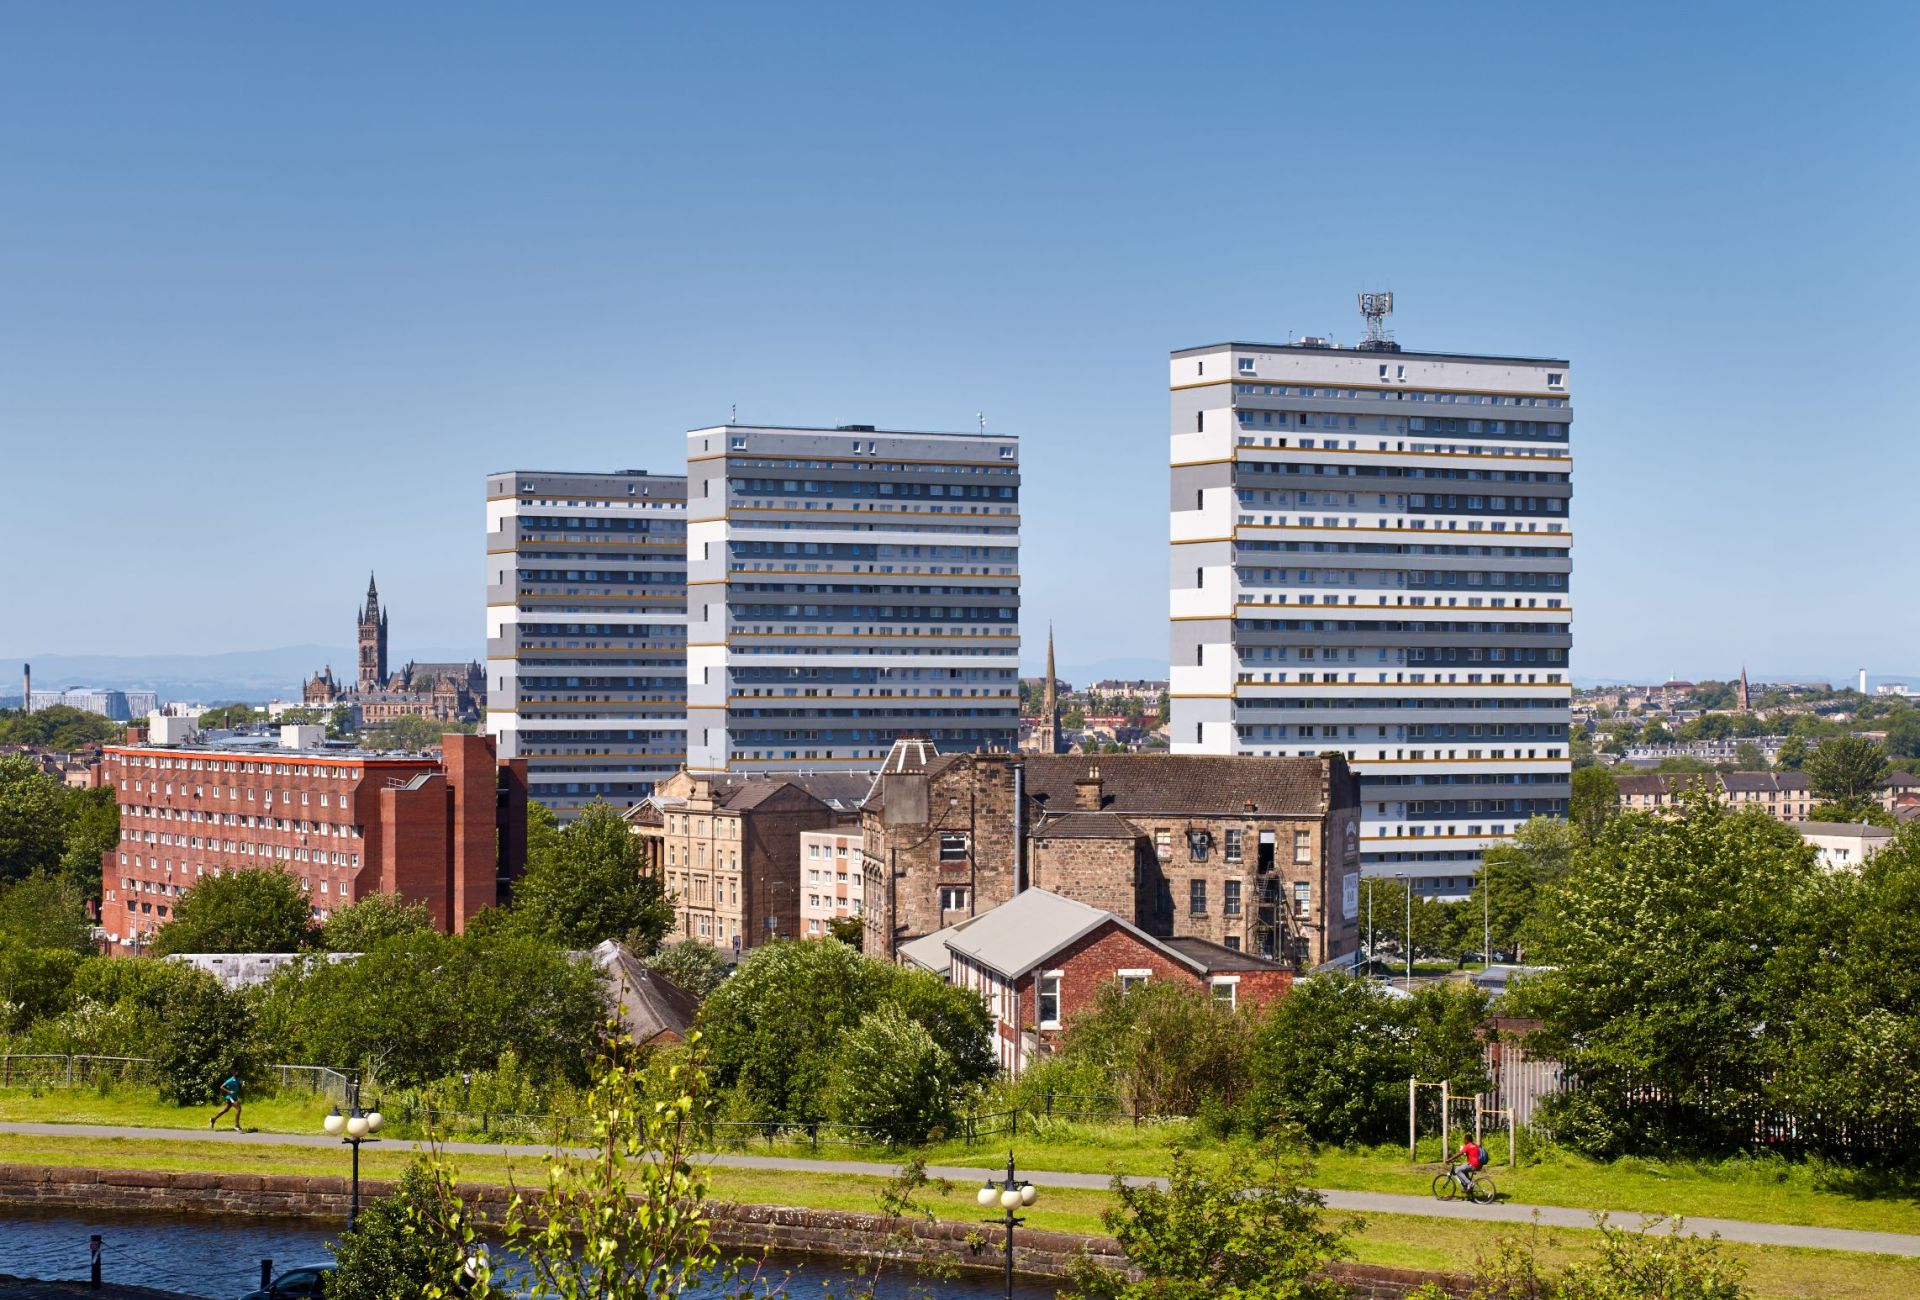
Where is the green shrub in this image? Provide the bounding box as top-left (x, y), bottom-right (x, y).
top-left (326, 1163), bottom-right (478, 1298)
top-left (155, 969), bottom-right (253, 1105)
top-left (826, 1006), bottom-right (957, 1146)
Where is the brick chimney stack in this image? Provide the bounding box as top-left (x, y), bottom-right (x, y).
top-left (1073, 763), bottom-right (1103, 810)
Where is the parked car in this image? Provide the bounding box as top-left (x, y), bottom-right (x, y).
top-left (241, 1264), bottom-right (334, 1300)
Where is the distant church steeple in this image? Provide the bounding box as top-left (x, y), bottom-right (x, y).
top-left (358, 573), bottom-right (389, 691)
top-left (1737, 665), bottom-right (1751, 712)
top-left (1034, 625), bottom-right (1063, 756)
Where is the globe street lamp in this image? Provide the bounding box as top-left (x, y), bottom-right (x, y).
top-left (322, 1078), bottom-right (384, 1230)
top-left (976, 1151), bottom-right (1037, 1300)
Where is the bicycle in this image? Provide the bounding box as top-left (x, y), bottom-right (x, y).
top-left (1431, 1164), bottom-right (1497, 1203)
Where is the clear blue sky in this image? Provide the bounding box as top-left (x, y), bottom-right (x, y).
top-left (3, 2), bottom-right (1914, 684)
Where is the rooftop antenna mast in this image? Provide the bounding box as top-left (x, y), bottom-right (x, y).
top-left (1356, 291), bottom-right (1400, 352)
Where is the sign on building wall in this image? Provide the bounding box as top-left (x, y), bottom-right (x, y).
top-left (1342, 871), bottom-right (1360, 921)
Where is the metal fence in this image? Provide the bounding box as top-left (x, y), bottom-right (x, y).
top-left (0, 1054), bottom-right (155, 1088)
top-left (267, 1064), bottom-right (356, 1105)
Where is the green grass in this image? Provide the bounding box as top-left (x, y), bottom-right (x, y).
top-left (0, 1133), bottom-right (1913, 1300)
top-left (6, 1087), bottom-right (1917, 1238)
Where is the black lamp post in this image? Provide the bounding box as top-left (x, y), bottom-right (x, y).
top-left (976, 1150), bottom-right (1036, 1300)
top-left (322, 1077), bottom-right (384, 1230)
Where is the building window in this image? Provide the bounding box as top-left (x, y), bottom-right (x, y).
top-left (1037, 973), bottom-right (1061, 1027)
top-left (939, 833), bottom-right (969, 863)
top-left (1294, 881), bottom-right (1312, 917)
top-left (1189, 879), bottom-right (1207, 914)
top-left (1238, 357), bottom-right (1255, 374)
top-left (1210, 979), bottom-right (1237, 1010)
top-left (1293, 830), bottom-right (1312, 864)
top-left (1224, 935), bottom-right (1241, 952)
top-left (1119, 968), bottom-right (1151, 993)
top-left (938, 886), bottom-right (970, 912)
top-left (1223, 880), bottom-right (1242, 915)
top-left (1224, 829), bottom-right (1242, 862)
top-left (1155, 829), bottom-right (1172, 859)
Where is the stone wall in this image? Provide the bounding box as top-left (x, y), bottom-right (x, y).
top-left (0, 1164), bottom-right (1469, 1299)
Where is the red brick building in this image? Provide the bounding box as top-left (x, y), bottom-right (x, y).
top-left (904, 888), bottom-right (1293, 1076)
top-left (100, 731), bottom-right (527, 952)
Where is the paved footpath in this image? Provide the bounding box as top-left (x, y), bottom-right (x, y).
top-left (2, 1122), bottom-right (1915, 1259)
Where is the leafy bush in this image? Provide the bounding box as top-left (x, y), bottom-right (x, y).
top-left (1041, 979), bottom-right (1254, 1120)
top-left (253, 929), bottom-right (603, 1087)
top-left (646, 939), bottom-right (731, 1001)
top-left (699, 939), bottom-right (991, 1125)
top-left (1453, 1219), bottom-right (1750, 1300)
top-left (1242, 976), bottom-right (1486, 1144)
top-left (321, 892), bottom-right (435, 952)
top-left (826, 1006), bottom-right (956, 1146)
top-left (1064, 1140), bottom-right (1355, 1300)
top-left (326, 1163), bottom-right (479, 1299)
top-left (155, 968), bottom-right (253, 1104)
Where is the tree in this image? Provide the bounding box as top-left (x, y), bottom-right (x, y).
top-left (510, 801), bottom-right (674, 951)
top-left (1732, 741), bottom-right (1767, 771)
top-left (326, 1164), bottom-right (480, 1300)
top-left (646, 939), bottom-right (731, 1001)
top-left (699, 939), bottom-right (991, 1124)
top-left (1064, 1141), bottom-right (1355, 1300)
top-left (1355, 877), bottom-right (1456, 961)
top-left (1885, 710), bottom-right (1920, 763)
top-left (826, 1005), bottom-right (958, 1145)
top-left (56, 784), bottom-right (118, 904)
top-left (322, 892), bottom-right (436, 951)
top-left (1569, 767), bottom-right (1620, 841)
top-left (494, 1033), bottom-right (748, 1300)
top-left (1807, 800), bottom-right (1893, 827)
top-left (1514, 796), bottom-right (1815, 1155)
top-left (193, 703), bottom-right (262, 730)
top-left (254, 929), bottom-right (603, 1087)
top-left (0, 872), bottom-right (95, 953)
top-left (150, 868), bottom-right (315, 955)
top-left (0, 756), bottom-right (67, 884)
top-left (156, 968), bottom-right (255, 1105)
top-left (1765, 829), bottom-right (1920, 1139)
top-left (826, 916), bottom-right (865, 949)
top-left (1805, 736), bottom-right (1889, 807)
top-left (0, 705), bottom-right (122, 750)
top-left (1245, 976), bottom-right (1482, 1145)
top-left (1044, 979), bottom-right (1255, 1120)
top-left (360, 714), bottom-right (465, 752)
top-left (1775, 735), bottom-right (1811, 770)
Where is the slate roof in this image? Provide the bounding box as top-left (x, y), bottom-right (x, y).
top-left (1791, 820), bottom-right (1895, 839)
top-left (1159, 935), bottom-right (1290, 975)
top-left (590, 940), bottom-right (700, 1045)
top-left (627, 771), bottom-right (872, 821)
top-left (908, 752), bottom-right (1332, 817)
top-left (1031, 811), bottom-right (1144, 840)
top-left (936, 888), bottom-right (1285, 983)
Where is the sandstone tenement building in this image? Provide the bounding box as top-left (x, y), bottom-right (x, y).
top-left (860, 740), bottom-right (1361, 969)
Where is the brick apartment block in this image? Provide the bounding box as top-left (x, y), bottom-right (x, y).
top-left (100, 730), bottom-right (526, 951)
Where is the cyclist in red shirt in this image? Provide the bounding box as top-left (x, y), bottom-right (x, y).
top-left (1450, 1138), bottom-right (1485, 1193)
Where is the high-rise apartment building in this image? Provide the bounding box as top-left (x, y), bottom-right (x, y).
top-left (485, 469), bottom-right (688, 817)
top-left (684, 424), bottom-right (1021, 772)
top-left (1169, 320), bottom-right (1572, 895)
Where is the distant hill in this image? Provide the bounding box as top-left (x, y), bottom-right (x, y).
top-left (3, 644), bottom-right (481, 705)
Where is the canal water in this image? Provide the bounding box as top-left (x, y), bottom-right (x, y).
top-left (0, 1206), bottom-right (1059, 1300)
